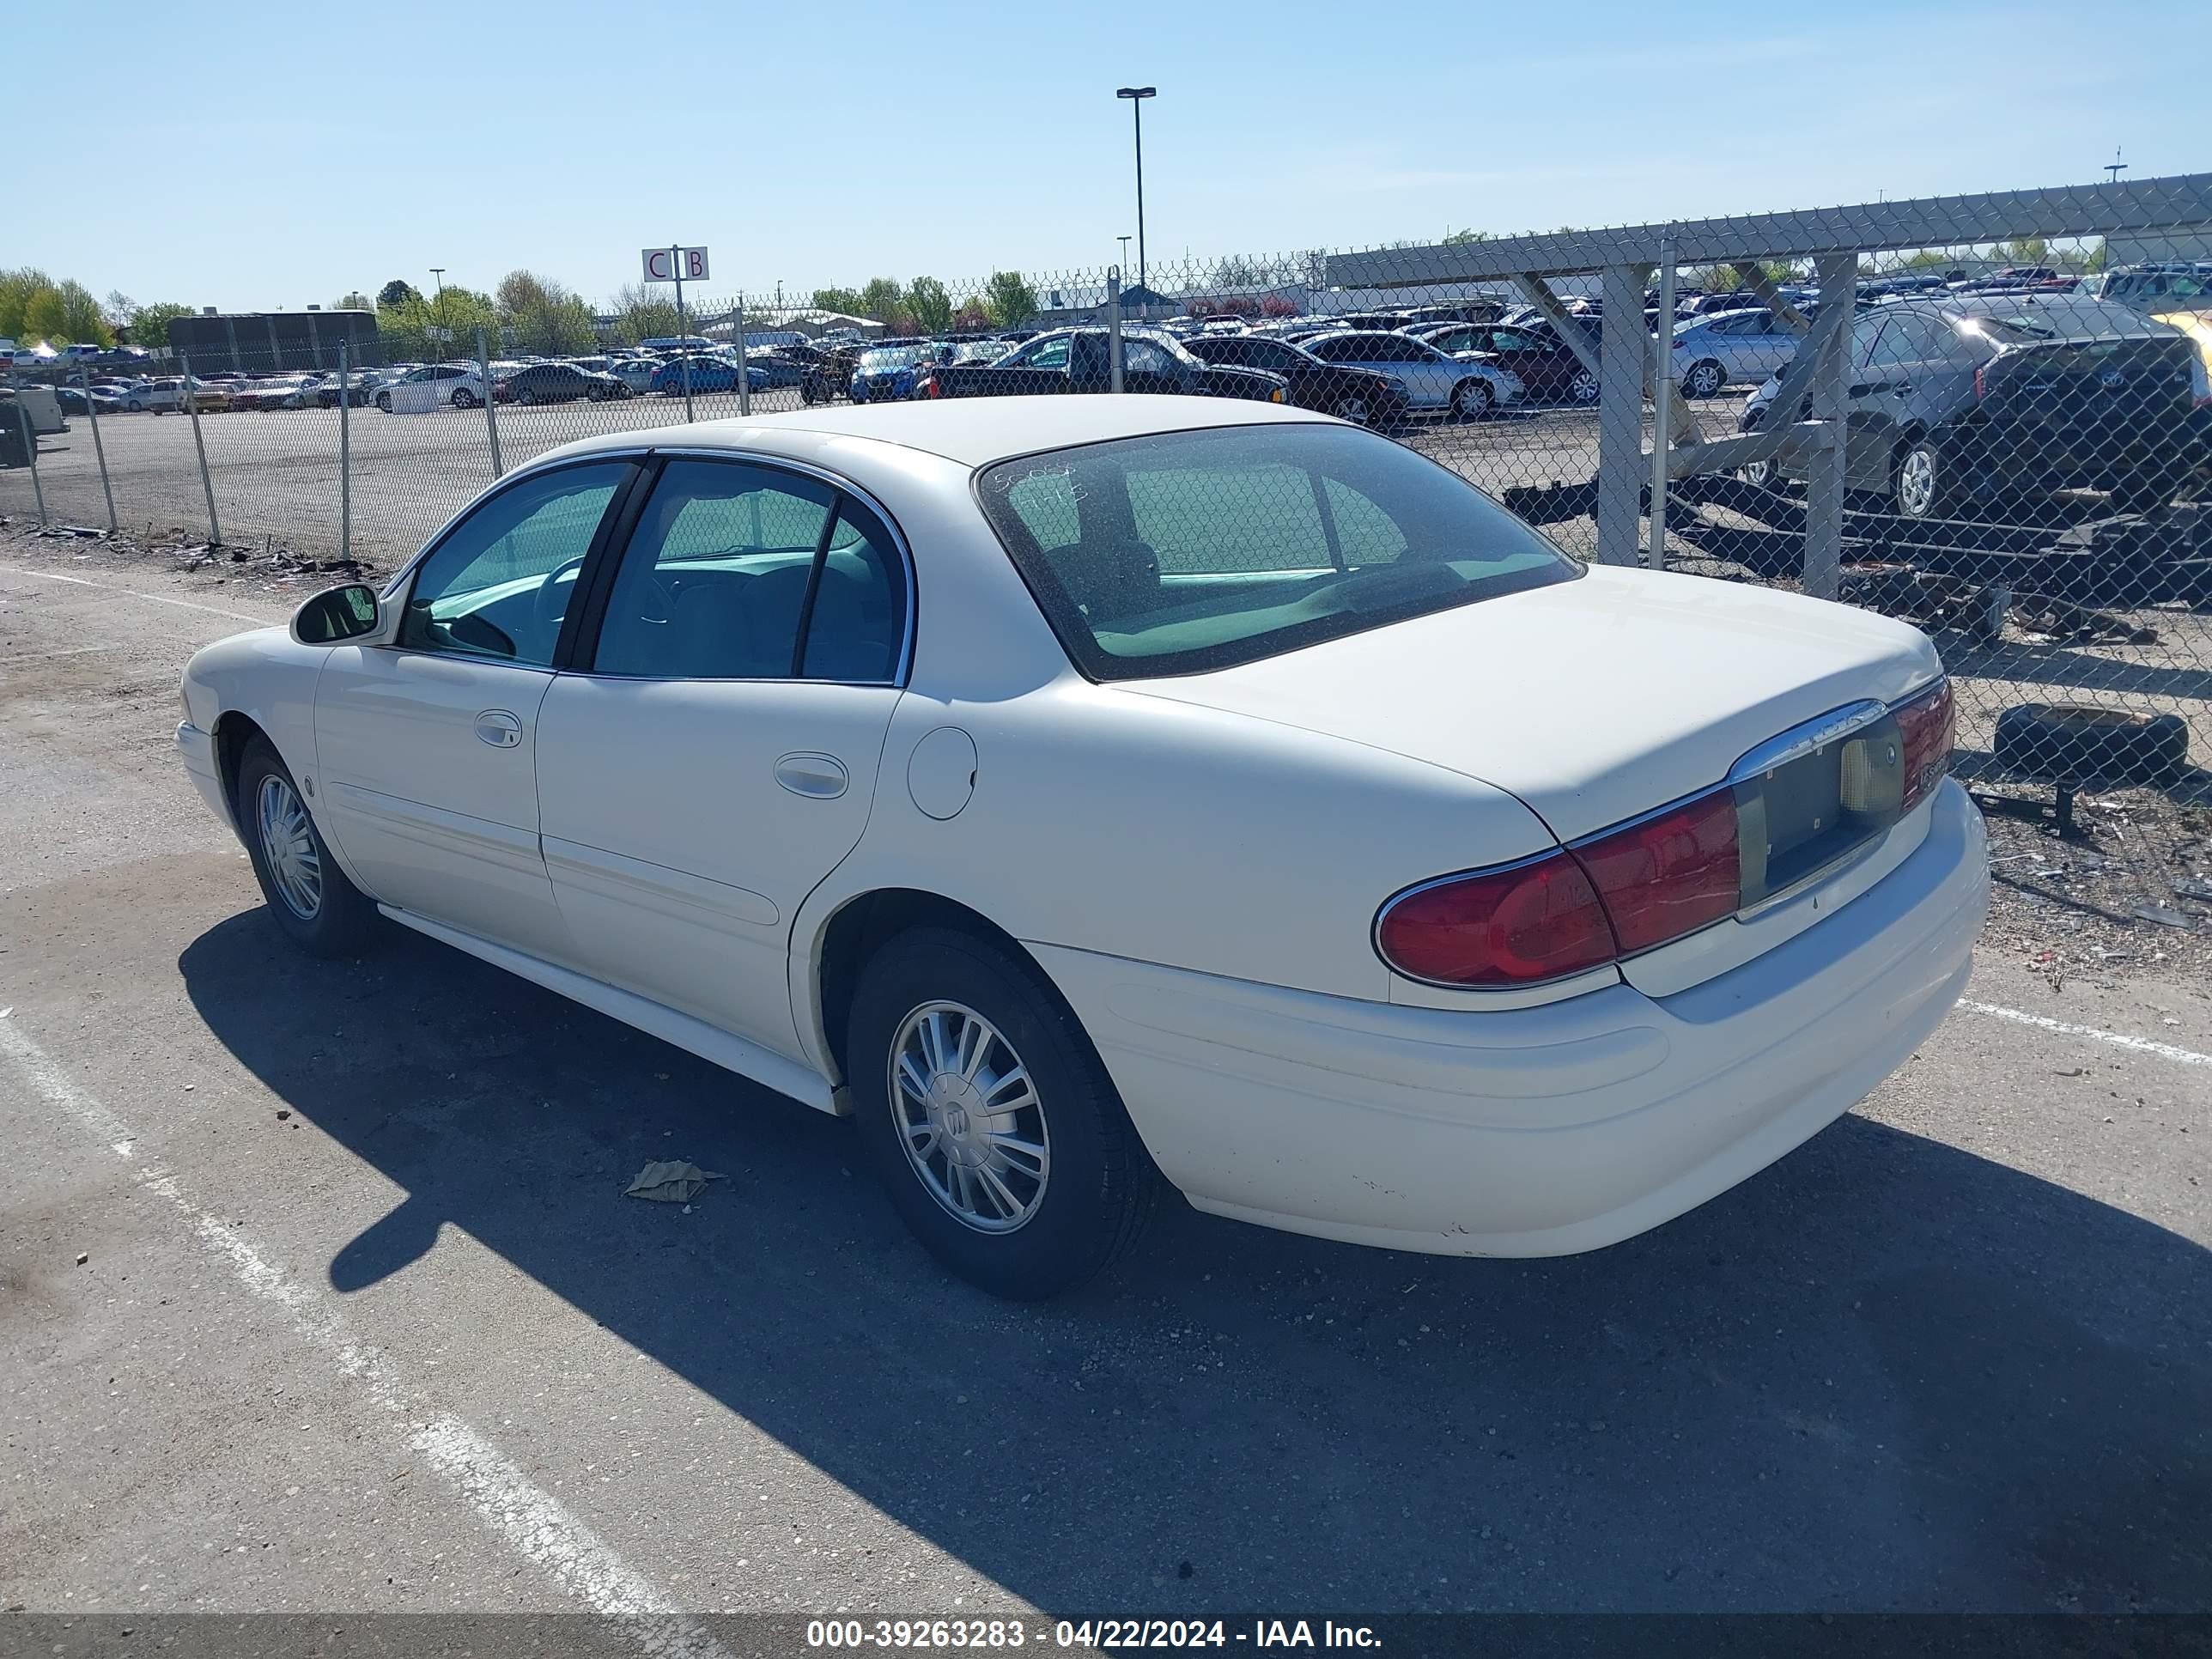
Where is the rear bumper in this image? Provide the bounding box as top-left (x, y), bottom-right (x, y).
top-left (1035, 779), bottom-right (1987, 1258)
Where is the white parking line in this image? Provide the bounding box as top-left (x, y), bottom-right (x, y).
top-left (0, 563), bottom-right (270, 624)
top-left (0, 1011), bottom-right (732, 1654)
top-left (1961, 1000), bottom-right (2212, 1067)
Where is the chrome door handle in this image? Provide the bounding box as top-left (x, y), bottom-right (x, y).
top-left (474, 710), bottom-right (523, 748)
top-left (774, 753), bottom-right (848, 799)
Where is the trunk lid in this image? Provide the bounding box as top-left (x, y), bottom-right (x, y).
top-left (1118, 564), bottom-right (1942, 842)
top-left (1979, 333), bottom-right (2198, 451)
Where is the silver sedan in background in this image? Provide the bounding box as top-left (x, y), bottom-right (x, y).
top-left (1298, 330), bottom-right (1525, 418)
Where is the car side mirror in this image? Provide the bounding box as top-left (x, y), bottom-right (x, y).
top-left (292, 582), bottom-right (380, 646)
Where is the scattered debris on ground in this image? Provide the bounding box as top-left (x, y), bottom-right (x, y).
top-left (624, 1161), bottom-right (721, 1204)
top-left (1978, 786), bottom-right (2212, 985)
top-left (0, 515), bottom-right (386, 592)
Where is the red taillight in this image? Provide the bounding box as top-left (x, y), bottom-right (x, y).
top-left (1375, 852), bottom-right (1618, 988)
top-left (1894, 678), bottom-right (1954, 811)
top-left (1571, 790), bottom-right (1741, 956)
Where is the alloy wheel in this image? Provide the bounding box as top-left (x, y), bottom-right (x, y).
top-left (255, 775), bottom-right (323, 921)
top-left (888, 1001), bottom-right (1050, 1234)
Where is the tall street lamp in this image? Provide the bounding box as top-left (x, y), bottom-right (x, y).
top-left (1115, 87), bottom-right (1156, 292)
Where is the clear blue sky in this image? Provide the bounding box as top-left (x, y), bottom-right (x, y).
top-left (17, 0), bottom-right (2199, 313)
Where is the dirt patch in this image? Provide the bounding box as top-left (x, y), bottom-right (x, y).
top-left (1976, 784), bottom-right (2212, 987)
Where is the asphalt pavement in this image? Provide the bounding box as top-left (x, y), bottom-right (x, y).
top-left (1, 548), bottom-right (2208, 1625)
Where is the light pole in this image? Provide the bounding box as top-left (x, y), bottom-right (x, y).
top-left (429, 268), bottom-right (445, 301)
top-left (1118, 234), bottom-right (1132, 271)
top-left (1115, 87), bottom-right (1155, 292)
top-left (2103, 146), bottom-right (2127, 184)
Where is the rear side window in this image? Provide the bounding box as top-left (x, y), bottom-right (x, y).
top-left (977, 423), bottom-right (1575, 680)
top-left (590, 459), bottom-right (906, 683)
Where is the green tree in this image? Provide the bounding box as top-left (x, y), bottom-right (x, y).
top-left (334, 291), bottom-right (374, 313)
top-left (951, 301), bottom-right (990, 331)
top-left (907, 276), bottom-right (952, 333)
top-left (51, 281), bottom-right (113, 345)
top-left (496, 269), bottom-right (597, 355)
top-left (21, 286), bottom-right (66, 343)
top-left (0, 268), bottom-right (55, 339)
top-left (1999, 235), bottom-right (2051, 268)
top-left (981, 270), bottom-right (1037, 329)
top-left (378, 278), bottom-right (421, 307)
top-left (1441, 228), bottom-right (1492, 246)
top-left (126, 301), bottom-right (195, 352)
top-left (611, 283), bottom-right (682, 344)
top-left (857, 276), bottom-right (906, 325)
top-left (379, 284), bottom-right (499, 360)
top-left (811, 286), bottom-right (864, 316)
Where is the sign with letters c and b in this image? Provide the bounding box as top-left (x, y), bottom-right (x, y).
top-left (641, 247), bottom-right (710, 283)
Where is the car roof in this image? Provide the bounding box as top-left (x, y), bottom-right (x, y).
top-left (540, 395), bottom-right (1325, 470)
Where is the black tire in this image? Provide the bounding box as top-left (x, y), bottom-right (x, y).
top-left (848, 927), bottom-right (1160, 1299)
top-left (1450, 378), bottom-right (1494, 421)
top-left (1329, 392), bottom-right (1373, 426)
top-left (375, 391), bottom-right (392, 413)
top-left (451, 387), bottom-right (478, 410)
top-left (1994, 703), bottom-right (2188, 787)
top-left (1892, 438), bottom-right (1961, 522)
top-left (236, 736), bottom-right (377, 956)
top-left (1683, 360), bottom-right (1725, 398)
top-left (1567, 367), bottom-right (1601, 404)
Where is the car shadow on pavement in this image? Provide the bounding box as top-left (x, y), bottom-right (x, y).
top-left (178, 911), bottom-right (2212, 1615)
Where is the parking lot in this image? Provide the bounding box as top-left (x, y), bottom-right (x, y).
top-left (3, 546), bottom-right (2209, 1624)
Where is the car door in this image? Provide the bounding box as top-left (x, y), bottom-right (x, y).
top-left (534, 455), bottom-right (910, 1062)
top-left (313, 458), bottom-right (637, 962)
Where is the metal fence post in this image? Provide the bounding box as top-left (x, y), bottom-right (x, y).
top-left (13, 370), bottom-right (49, 526)
top-left (1646, 235), bottom-right (1677, 569)
top-left (735, 289), bottom-right (750, 417)
top-left (1801, 251), bottom-right (1858, 601)
top-left (337, 340), bottom-right (351, 566)
top-left (179, 353), bottom-right (222, 547)
top-left (77, 366), bottom-right (118, 534)
top-left (1592, 263), bottom-right (1653, 566)
top-left (1107, 268), bottom-right (1125, 394)
top-left (477, 328), bottom-right (504, 478)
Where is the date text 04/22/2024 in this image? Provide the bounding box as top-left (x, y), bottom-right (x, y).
top-left (804, 1620), bottom-right (1382, 1649)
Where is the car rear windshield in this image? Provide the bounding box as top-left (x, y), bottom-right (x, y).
top-left (974, 422), bottom-right (1577, 681)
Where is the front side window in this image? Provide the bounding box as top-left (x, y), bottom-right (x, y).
top-left (399, 461), bottom-right (630, 665)
top-left (976, 423), bottom-right (1576, 680)
top-left (592, 459), bottom-right (905, 683)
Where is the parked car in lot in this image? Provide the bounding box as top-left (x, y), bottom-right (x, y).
top-left (229, 376), bottom-right (320, 412)
top-left (1737, 295), bottom-right (2209, 519)
top-left (1413, 319), bottom-right (1603, 404)
top-left (1298, 330), bottom-right (1525, 418)
top-left (649, 356), bottom-right (767, 396)
top-left (1181, 331), bottom-right (1410, 427)
top-left (496, 362), bottom-right (629, 404)
top-left (608, 358), bottom-right (662, 395)
top-left (848, 343), bottom-right (944, 403)
top-left (1668, 309), bottom-right (1800, 397)
top-left (377, 365), bottom-right (489, 412)
top-left (175, 397), bottom-right (1985, 1297)
top-left (920, 327), bottom-right (1286, 404)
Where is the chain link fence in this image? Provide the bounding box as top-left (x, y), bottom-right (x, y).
top-left (4, 174), bottom-right (2209, 922)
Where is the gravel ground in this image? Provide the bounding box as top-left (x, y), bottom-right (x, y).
top-left (1, 540), bottom-right (2208, 1625)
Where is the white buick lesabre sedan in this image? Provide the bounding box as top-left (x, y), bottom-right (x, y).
top-left (176, 398), bottom-right (1988, 1297)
